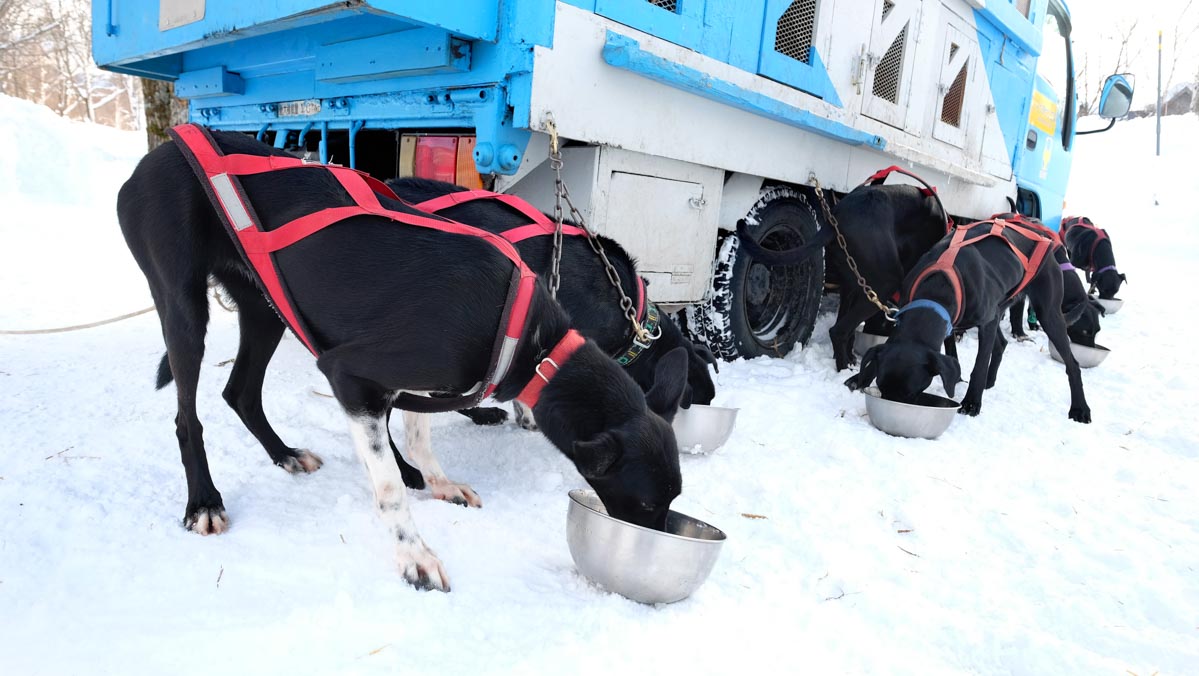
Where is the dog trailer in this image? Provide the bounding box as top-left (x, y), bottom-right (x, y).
top-left (94, 0), bottom-right (1133, 359)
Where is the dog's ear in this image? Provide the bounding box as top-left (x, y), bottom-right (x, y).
top-left (572, 432), bottom-right (621, 479)
top-left (846, 345), bottom-right (881, 391)
top-left (929, 351), bottom-right (961, 398)
top-left (1120, 273), bottom-right (1128, 284)
top-left (645, 347), bottom-right (689, 422)
top-left (1089, 298), bottom-right (1107, 316)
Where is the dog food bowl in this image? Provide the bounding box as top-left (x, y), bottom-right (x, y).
top-left (1048, 341), bottom-right (1110, 368)
top-left (1093, 297), bottom-right (1124, 315)
top-left (863, 386), bottom-right (960, 440)
top-left (853, 328), bottom-right (889, 357)
top-left (566, 489), bottom-right (726, 604)
top-left (671, 404), bottom-right (739, 454)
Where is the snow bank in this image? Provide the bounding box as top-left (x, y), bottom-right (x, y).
top-left (0, 99), bottom-right (1196, 675)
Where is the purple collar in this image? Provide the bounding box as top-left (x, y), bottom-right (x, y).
top-left (1060, 262), bottom-right (1076, 272)
top-left (1094, 264), bottom-right (1118, 275)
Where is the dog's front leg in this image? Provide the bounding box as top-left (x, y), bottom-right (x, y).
top-left (347, 413), bottom-right (450, 591)
top-left (960, 320), bottom-right (999, 416)
top-left (513, 400), bottom-right (538, 431)
top-left (402, 411), bottom-right (482, 508)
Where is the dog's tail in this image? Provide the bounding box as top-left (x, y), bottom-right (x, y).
top-left (156, 352), bottom-right (173, 390)
top-left (735, 218), bottom-right (834, 266)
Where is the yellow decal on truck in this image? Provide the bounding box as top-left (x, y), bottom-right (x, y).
top-left (1030, 90), bottom-right (1058, 135)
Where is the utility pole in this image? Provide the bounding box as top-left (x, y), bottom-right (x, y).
top-left (1156, 29), bottom-right (1162, 156)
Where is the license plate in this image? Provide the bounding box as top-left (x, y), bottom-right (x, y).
top-left (277, 99), bottom-right (321, 117)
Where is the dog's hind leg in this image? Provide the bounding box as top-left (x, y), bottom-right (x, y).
top-left (1031, 295), bottom-right (1091, 423)
top-left (215, 272), bottom-right (323, 475)
top-left (985, 323), bottom-right (1008, 389)
top-left (329, 377), bottom-right (450, 591)
top-left (401, 411), bottom-right (481, 508)
top-left (159, 283), bottom-right (230, 534)
top-left (959, 319), bottom-right (999, 416)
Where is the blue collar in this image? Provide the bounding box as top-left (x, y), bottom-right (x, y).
top-left (894, 300), bottom-right (953, 337)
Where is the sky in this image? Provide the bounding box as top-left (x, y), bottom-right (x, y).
top-left (1069, 0), bottom-right (1199, 107)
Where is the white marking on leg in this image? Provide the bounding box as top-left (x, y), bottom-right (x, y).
top-left (347, 414), bottom-right (450, 591)
top-left (513, 400), bottom-right (538, 431)
top-left (402, 411), bottom-right (482, 508)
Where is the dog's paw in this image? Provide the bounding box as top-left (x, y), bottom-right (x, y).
top-left (1069, 406), bottom-right (1092, 424)
top-left (278, 449), bottom-right (323, 474)
top-left (396, 541), bottom-right (450, 592)
top-left (958, 399), bottom-right (982, 416)
top-left (515, 408), bottom-right (538, 431)
top-left (426, 477), bottom-right (482, 508)
top-left (185, 506), bottom-right (230, 535)
top-left (1013, 333), bottom-right (1034, 343)
top-left (462, 407), bottom-right (509, 426)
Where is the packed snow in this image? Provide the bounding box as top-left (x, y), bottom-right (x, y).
top-left (1, 94), bottom-right (1196, 675)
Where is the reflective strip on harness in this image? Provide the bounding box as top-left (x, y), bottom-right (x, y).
top-left (413, 188), bottom-right (650, 324)
top-left (169, 124), bottom-right (537, 406)
top-left (906, 218), bottom-right (1054, 324)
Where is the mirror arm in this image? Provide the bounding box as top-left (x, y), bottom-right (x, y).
top-left (1076, 118), bottom-right (1117, 136)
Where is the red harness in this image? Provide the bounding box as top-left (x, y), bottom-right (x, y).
top-left (906, 218), bottom-right (1055, 323)
top-left (169, 124), bottom-right (542, 413)
top-left (1061, 215), bottom-right (1110, 269)
top-left (862, 165), bottom-right (954, 233)
top-left (990, 213), bottom-right (1063, 248)
top-left (413, 189), bottom-right (648, 322)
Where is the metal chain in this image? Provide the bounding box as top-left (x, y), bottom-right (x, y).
top-left (547, 117), bottom-right (565, 299)
top-left (544, 114), bottom-right (657, 343)
top-left (809, 173), bottom-right (898, 321)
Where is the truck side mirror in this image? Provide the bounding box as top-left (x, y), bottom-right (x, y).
top-left (1099, 74), bottom-right (1135, 119)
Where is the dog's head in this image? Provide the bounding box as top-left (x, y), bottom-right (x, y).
top-left (1067, 298), bottom-right (1105, 347)
top-left (571, 347), bottom-right (688, 531)
top-left (856, 342), bottom-right (961, 402)
top-left (1093, 268), bottom-right (1126, 300)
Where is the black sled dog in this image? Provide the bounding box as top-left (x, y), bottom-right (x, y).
top-left (1061, 216), bottom-right (1126, 299)
top-left (118, 126), bottom-right (688, 591)
top-left (735, 168), bottom-right (950, 371)
top-left (846, 217), bottom-right (1091, 423)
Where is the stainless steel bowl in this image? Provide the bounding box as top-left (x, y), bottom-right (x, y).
top-left (1048, 341), bottom-right (1110, 368)
top-left (672, 404), bottom-right (739, 454)
top-left (863, 386), bottom-right (959, 440)
top-left (853, 328), bottom-right (889, 357)
top-left (566, 489), bottom-right (726, 604)
top-left (1094, 297), bottom-right (1124, 315)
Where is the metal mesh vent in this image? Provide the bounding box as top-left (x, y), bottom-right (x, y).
top-left (647, 0), bottom-right (679, 12)
top-left (940, 60), bottom-right (968, 127)
top-left (949, 42), bottom-right (959, 61)
top-left (881, 0), bottom-right (895, 21)
top-left (872, 23), bottom-right (907, 104)
top-left (775, 0), bottom-right (818, 64)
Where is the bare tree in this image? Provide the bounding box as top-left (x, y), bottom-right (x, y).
top-left (1164, 0), bottom-right (1199, 93)
top-left (1, 0), bottom-right (143, 129)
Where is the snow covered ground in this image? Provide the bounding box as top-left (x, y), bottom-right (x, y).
top-left (1, 94), bottom-right (1196, 675)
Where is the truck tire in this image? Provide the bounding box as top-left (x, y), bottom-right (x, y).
top-left (684, 186), bottom-right (824, 361)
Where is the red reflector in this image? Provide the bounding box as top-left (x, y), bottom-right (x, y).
top-left (414, 137), bottom-right (459, 183)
